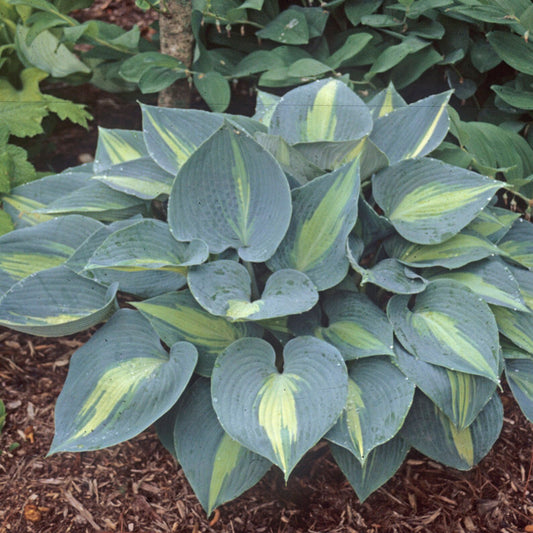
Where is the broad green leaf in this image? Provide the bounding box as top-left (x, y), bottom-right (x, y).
top-left (92, 157), bottom-right (175, 200)
top-left (507, 264), bottom-right (533, 310)
top-left (488, 31), bottom-right (533, 76)
top-left (211, 336), bottom-right (347, 479)
top-left (505, 356), bottom-right (533, 422)
top-left (50, 309), bottom-right (197, 452)
top-left (138, 66), bottom-right (187, 94)
top-left (0, 215), bottom-right (102, 295)
top-left (36, 181), bottom-right (149, 222)
top-left (326, 33), bottom-right (373, 69)
top-left (384, 231), bottom-right (504, 269)
top-left (0, 265), bottom-right (118, 336)
top-left (267, 158), bottom-right (360, 290)
top-left (315, 290), bottom-right (394, 359)
top-left (345, 0), bottom-right (382, 25)
top-left (134, 290), bottom-right (261, 377)
top-left (401, 391), bottom-right (503, 470)
top-left (388, 280), bottom-right (501, 382)
top-left (188, 261), bottom-right (318, 321)
top-left (390, 47), bottom-right (443, 90)
top-left (269, 78), bottom-right (373, 144)
top-left (287, 58), bottom-right (332, 78)
top-left (370, 91), bottom-right (452, 164)
top-left (171, 379), bottom-right (271, 514)
top-left (367, 83), bottom-right (407, 120)
top-left (256, 8), bottom-right (309, 45)
top-left (423, 258), bottom-right (529, 311)
top-left (119, 51), bottom-right (186, 83)
top-left (373, 158), bottom-right (500, 244)
top-left (93, 128), bottom-right (149, 173)
top-left (326, 357), bottom-right (414, 462)
top-left (86, 219), bottom-right (208, 273)
top-left (466, 206), bottom-right (520, 244)
top-left (395, 343), bottom-right (497, 430)
top-left (168, 125), bottom-right (291, 262)
top-left (492, 306), bottom-right (533, 353)
top-left (498, 219), bottom-right (533, 270)
top-left (141, 104), bottom-right (224, 175)
top-left (194, 72), bottom-right (231, 113)
top-left (492, 85), bottom-right (533, 110)
top-left (330, 436), bottom-right (409, 502)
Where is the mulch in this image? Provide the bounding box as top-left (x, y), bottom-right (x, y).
top-left (2, 1), bottom-right (533, 531)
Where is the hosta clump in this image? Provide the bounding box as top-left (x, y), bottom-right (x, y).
top-left (2, 78), bottom-right (533, 513)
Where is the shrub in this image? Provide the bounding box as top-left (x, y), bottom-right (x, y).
top-left (1, 79), bottom-right (533, 513)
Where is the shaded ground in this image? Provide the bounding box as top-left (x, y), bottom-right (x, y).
top-left (1, 327), bottom-right (533, 533)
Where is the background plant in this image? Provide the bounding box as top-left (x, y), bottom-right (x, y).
top-left (1, 78), bottom-right (533, 513)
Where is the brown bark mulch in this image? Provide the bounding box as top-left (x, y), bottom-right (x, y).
top-left (1, 327), bottom-right (533, 533)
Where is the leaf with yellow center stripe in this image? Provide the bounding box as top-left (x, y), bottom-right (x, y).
top-left (269, 78), bottom-right (373, 145)
top-left (168, 378), bottom-right (271, 515)
top-left (395, 343), bottom-right (497, 430)
top-left (267, 158), bottom-right (360, 290)
top-left (401, 390), bottom-right (503, 470)
top-left (497, 218), bottom-right (533, 270)
top-left (50, 309), bottom-right (197, 453)
top-left (388, 280), bottom-right (501, 383)
top-left (466, 205), bottom-right (520, 244)
top-left (315, 290), bottom-right (394, 360)
top-left (504, 356), bottom-right (533, 422)
top-left (211, 337), bottom-right (347, 479)
top-left (0, 265), bottom-right (118, 336)
top-left (369, 91), bottom-right (451, 164)
top-left (326, 357), bottom-right (414, 464)
top-left (168, 124), bottom-right (292, 262)
top-left (330, 435), bottom-right (410, 503)
top-left (367, 83), bottom-right (407, 120)
top-left (141, 104), bottom-right (224, 174)
top-left (93, 128), bottom-right (149, 173)
top-left (134, 290), bottom-right (262, 377)
top-left (187, 260), bottom-right (318, 321)
top-left (492, 306), bottom-right (533, 353)
top-left (0, 214), bottom-right (103, 295)
top-left (373, 158), bottom-right (501, 244)
top-left (507, 265), bottom-right (533, 311)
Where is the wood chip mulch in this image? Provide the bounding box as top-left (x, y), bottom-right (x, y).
top-left (1, 327), bottom-right (533, 533)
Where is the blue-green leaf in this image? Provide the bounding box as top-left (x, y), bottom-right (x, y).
top-left (505, 356), bottom-right (533, 422)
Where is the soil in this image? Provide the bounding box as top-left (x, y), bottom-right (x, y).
top-left (2, 1), bottom-right (533, 532)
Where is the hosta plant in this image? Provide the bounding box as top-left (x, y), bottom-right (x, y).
top-left (2, 79), bottom-right (533, 513)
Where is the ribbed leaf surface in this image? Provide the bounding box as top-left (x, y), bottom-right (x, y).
top-left (93, 128), bottom-right (149, 173)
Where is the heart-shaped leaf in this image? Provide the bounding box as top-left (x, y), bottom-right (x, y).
top-left (211, 336), bottom-right (347, 478)
top-left (50, 309), bottom-right (197, 452)
top-left (168, 125), bottom-right (292, 262)
top-left (188, 260), bottom-right (318, 321)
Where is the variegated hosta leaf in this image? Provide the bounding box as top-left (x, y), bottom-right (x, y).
top-left (36, 181), bottom-right (149, 221)
top-left (388, 280), bottom-right (501, 382)
top-left (253, 89), bottom-right (281, 127)
top-left (367, 83), bottom-right (407, 120)
top-left (498, 218), bottom-right (533, 270)
top-left (394, 343), bottom-right (497, 430)
top-left (267, 158), bottom-right (360, 290)
top-left (326, 357), bottom-right (414, 462)
top-left (141, 104), bottom-right (224, 174)
top-left (373, 158), bottom-right (501, 244)
top-left (369, 91), bottom-right (451, 164)
top-left (401, 391), bottom-right (503, 470)
top-left (0, 266), bottom-right (118, 336)
top-left (171, 378), bottom-right (271, 515)
top-left (466, 206), bottom-right (520, 244)
top-left (354, 196), bottom-right (394, 247)
top-left (268, 78), bottom-right (373, 144)
top-left (0, 215), bottom-right (103, 295)
top-left (423, 258), bottom-right (529, 311)
top-left (187, 261), bottom-right (318, 321)
top-left (330, 436), bottom-right (410, 503)
top-left (92, 157), bottom-right (175, 200)
top-left (492, 306), bottom-right (533, 353)
top-left (384, 231), bottom-right (504, 269)
top-left (507, 265), bottom-right (533, 311)
top-left (50, 309), bottom-right (197, 453)
top-left (86, 219), bottom-right (208, 273)
top-left (133, 290), bottom-right (262, 377)
top-left (93, 128), bottom-right (149, 173)
top-left (168, 125), bottom-right (292, 262)
top-left (347, 237), bottom-right (428, 295)
top-left (505, 357), bottom-right (533, 422)
top-left (315, 290), bottom-right (394, 359)
top-left (2, 166), bottom-right (91, 228)
top-left (211, 336), bottom-right (348, 479)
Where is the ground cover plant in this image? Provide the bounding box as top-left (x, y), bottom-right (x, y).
top-left (1, 78), bottom-right (533, 515)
